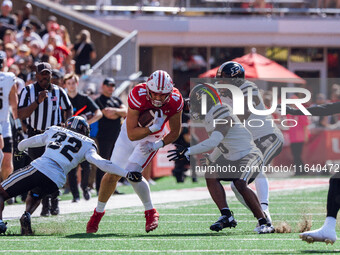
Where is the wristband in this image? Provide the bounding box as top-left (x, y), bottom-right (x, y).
top-left (14, 119), bottom-right (22, 129)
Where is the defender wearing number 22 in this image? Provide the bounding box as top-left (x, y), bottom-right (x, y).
top-left (87, 70), bottom-right (184, 233)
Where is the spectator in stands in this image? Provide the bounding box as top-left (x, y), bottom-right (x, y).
top-left (51, 69), bottom-right (63, 88)
top-left (4, 42), bottom-right (14, 66)
top-left (29, 40), bottom-right (42, 63)
top-left (64, 73), bottom-right (103, 202)
top-left (47, 32), bottom-right (71, 68)
top-left (18, 3), bottom-right (43, 32)
top-left (3, 29), bottom-right (16, 47)
top-left (0, 0), bottom-right (16, 40)
top-left (41, 44), bottom-right (58, 69)
top-left (94, 77), bottom-right (127, 193)
top-left (16, 24), bottom-right (44, 49)
top-left (58, 25), bottom-right (72, 50)
top-left (72, 29), bottom-right (96, 75)
top-left (40, 15), bottom-right (62, 46)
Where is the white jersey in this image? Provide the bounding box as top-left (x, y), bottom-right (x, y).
top-left (205, 103), bottom-right (261, 161)
top-left (18, 126), bottom-right (127, 188)
top-left (222, 80), bottom-right (283, 141)
top-left (0, 72), bottom-right (16, 122)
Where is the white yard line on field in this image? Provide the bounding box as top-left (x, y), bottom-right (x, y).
top-left (3, 179), bottom-right (328, 220)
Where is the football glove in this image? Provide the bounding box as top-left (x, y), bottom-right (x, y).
top-left (149, 110), bottom-right (165, 133)
top-left (13, 149), bottom-right (28, 162)
top-left (140, 140), bottom-right (164, 155)
top-left (167, 144), bottom-right (189, 161)
top-left (200, 153), bottom-right (212, 167)
top-left (126, 171), bottom-right (143, 182)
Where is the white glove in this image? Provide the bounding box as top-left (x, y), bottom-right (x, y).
top-left (140, 140), bottom-right (164, 155)
top-left (148, 110), bottom-right (165, 133)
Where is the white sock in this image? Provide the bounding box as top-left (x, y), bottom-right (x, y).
top-left (323, 216), bottom-right (336, 231)
top-left (96, 201), bottom-right (107, 213)
top-left (129, 177), bottom-right (153, 211)
top-left (255, 171), bottom-right (269, 210)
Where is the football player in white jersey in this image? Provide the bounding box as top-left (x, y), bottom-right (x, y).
top-left (215, 61), bottom-right (283, 230)
top-left (0, 116), bottom-right (142, 235)
top-left (168, 84), bottom-right (274, 234)
top-left (0, 51), bottom-right (22, 181)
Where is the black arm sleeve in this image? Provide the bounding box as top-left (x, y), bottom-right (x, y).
top-left (287, 102), bottom-right (340, 116)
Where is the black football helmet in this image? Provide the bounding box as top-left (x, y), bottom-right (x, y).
top-left (66, 116), bottom-right (90, 136)
top-left (215, 61), bottom-right (245, 87)
top-left (189, 83), bottom-right (221, 120)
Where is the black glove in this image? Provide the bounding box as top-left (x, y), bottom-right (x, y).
top-left (167, 144), bottom-right (189, 161)
top-left (126, 171), bottom-right (143, 182)
top-left (13, 149), bottom-right (28, 161)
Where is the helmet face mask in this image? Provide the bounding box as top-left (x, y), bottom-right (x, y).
top-left (66, 116), bottom-right (90, 136)
top-left (146, 70), bottom-right (173, 108)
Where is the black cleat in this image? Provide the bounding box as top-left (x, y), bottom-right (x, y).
top-left (0, 220), bottom-right (7, 234)
top-left (40, 196), bottom-right (51, 217)
top-left (210, 215), bottom-right (237, 232)
top-left (83, 188), bottom-right (91, 201)
top-left (20, 212), bottom-right (33, 235)
top-left (50, 197), bottom-right (60, 216)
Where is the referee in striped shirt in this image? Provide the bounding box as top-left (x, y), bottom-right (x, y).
top-left (18, 62), bottom-right (73, 159)
top-left (17, 62), bottom-right (72, 217)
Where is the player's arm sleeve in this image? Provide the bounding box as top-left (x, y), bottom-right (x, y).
top-left (288, 102), bottom-right (340, 116)
top-left (85, 148), bottom-right (128, 177)
top-left (18, 133), bottom-right (49, 151)
top-left (187, 131), bottom-right (224, 156)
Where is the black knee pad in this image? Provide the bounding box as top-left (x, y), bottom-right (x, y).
top-left (3, 137), bottom-right (13, 153)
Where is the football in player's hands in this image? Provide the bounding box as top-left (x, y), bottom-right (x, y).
top-left (138, 109), bottom-right (162, 127)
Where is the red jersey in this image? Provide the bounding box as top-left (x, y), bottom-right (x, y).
top-left (128, 83), bottom-right (184, 132)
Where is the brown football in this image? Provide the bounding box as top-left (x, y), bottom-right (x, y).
top-left (138, 109), bottom-right (161, 127)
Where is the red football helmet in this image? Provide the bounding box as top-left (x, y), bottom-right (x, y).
top-left (146, 70), bottom-right (173, 107)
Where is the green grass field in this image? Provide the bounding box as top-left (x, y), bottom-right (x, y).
top-left (1, 178), bottom-right (339, 254)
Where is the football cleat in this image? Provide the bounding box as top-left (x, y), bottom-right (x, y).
top-left (20, 211), bottom-right (33, 235)
top-left (210, 214), bottom-right (237, 232)
top-left (0, 220), bottom-right (7, 234)
top-left (83, 188), bottom-right (91, 201)
top-left (257, 224), bottom-right (275, 234)
top-left (145, 208), bottom-right (159, 233)
top-left (254, 209), bottom-right (272, 232)
top-left (299, 227), bottom-right (337, 245)
top-left (86, 209), bottom-right (105, 233)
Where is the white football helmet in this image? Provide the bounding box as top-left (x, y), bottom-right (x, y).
top-left (146, 70), bottom-right (174, 107)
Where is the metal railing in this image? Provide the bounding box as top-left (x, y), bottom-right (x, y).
top-left (79, 30), bottom-right (139, 95)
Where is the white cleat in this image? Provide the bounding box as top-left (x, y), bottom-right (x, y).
top-left (299, 228), bottom-right (337, 245)
top-left (257, 224), bottom-right (275, 234)
top-left (254, 209), bottom-right (272, 232)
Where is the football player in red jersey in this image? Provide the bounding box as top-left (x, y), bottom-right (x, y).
top-left (87, 70), bottom-right (184, 233)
